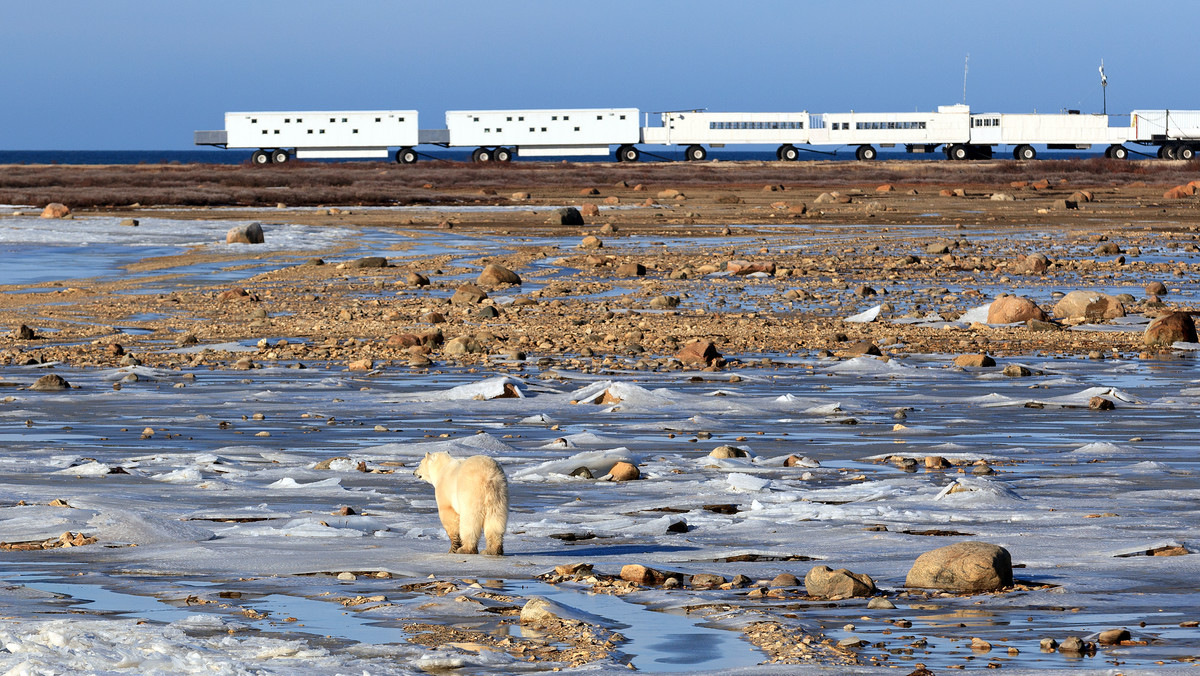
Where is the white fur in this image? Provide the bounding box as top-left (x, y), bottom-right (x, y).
top-left (414, 451), bottom-right (508, 556)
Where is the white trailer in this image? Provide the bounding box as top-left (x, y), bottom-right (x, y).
top-left (194, 110), bottom-right (421, 164)
top-left (966, 112), bottom-right (1132, 160)
top-left (1130, 110), bottom-right (1200, 159)
top-left (639, 111), bottom-right (813, 161)
top-left (444, 108), bottom-right (640, 162)
top-left (807, 104), bottom-right (972, 160)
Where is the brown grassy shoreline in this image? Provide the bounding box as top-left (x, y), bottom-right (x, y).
top-left (2, 158), bottom-right (1198, 208)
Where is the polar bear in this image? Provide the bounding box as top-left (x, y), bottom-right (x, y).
top-left (414, 452), bottom-right (508, 556)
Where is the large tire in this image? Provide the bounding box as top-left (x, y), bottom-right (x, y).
top-left (395, 147), bottom-right (418, 164)
top-left (1163, 144), bottom-right (1179, 160)
top-left (779, 144), bottom-right (799, 161)
top-left (1179, 145), bottom-right (1196, 161)
top-left (685, 144), bottom-right (706, 161)
top-left (251, 150), bottom-right (270, 165)
top-left (616, 144), bottom-right (640, 162)
top-left (1107, 145), bottom-right (1126, 161)
top-left (494, 147), bottom-right (512, 162)
top-left (949, 144), bottom-right (970, 161)
top-left (856, 145), bottom-right (877, 161)
top-left (271, 149), bottom-right (290, 164)
top-left (471, 147), bottom-right (492, 163)
top-left (1014, 144), bottom-right (1036, 161)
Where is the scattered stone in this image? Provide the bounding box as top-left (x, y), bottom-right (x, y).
top-left (40, 203), bottom-right (71, 219)
top-left (1003, 364), bottom-right (1032, 377)
top-left (406, 272), bottom-right (430, 286)
top-left (1144, 311), bottom-right (1197, 346)
top-left (225, 222), bottom-right (265, 244)
top-left (1053, 198), bottom-right (1078, 211)
top-left (511, 191), bottom-right (530, 200)
top-left (620, 564), bottom-right (673, 586)
top-left (1093, 241), bottom-right (1121, 255)
top-left (924, 456), bottom-right (951, 469)
top-left (119, 218), bottom-right (139, 227)
top-left (450, 284), bottom-right (489, 305)
top-left (607, 461), bottom-right (640, 481)
top-left (846, 340), bottom-right (882, 356)
top-left (954, 353), bottom-right (995, 368)
top-left (867, 597), bottom-right (896, 609)
top-left (615, 262), bottom-right (646, 277)
top-left (1098, 628), bottom-right (1131, 644)
top-left (344, 256), bottom-right (388, 268)
top-left (1058, 636), bottom-right (1086, 653)
top-left (905, 541), bottom-right (1013, 592)
top-left (771, 573), bottom-right (799, 587)
top-left (580, 203), bottom-right (600, 217)
top-left (675, 340), bottom-right (722, 365)
top-left (1013, 253), bottom-right (1050, 275)
top-left (1053, 290), bottom-right (1125, 321)
top-left (579, 235), bottom-right (603, 249)
top-left (30, 374), bottom-right (70, 391)
top-left (709, 445), bottom-right (748, 459)
top-left (690, 573), bottom-right (726, 589)
top-left (804, 565), bottom-right (877, 599)
top-left (520, 597), bottom-right (570, 624)
top-left (347, 359), bottom-right (373, 372)
top-left (649, 295), bottom-right (680, 309)
top-left (13, 325), bottom-right (36, 340)
top-left (1089, 396), bottom-right (1115, 411)
top-left (987, 295), bottom-right (1049, 324)
top-left (989, 193), bottom-right (1015, 201)
top-left (557, 207), bottom-right (584, 225)
top-left (1040, 637), bottom-right (1059, 651)
top-left (477, 263), bottom-right (521, 285)
top-left (1145, 281), bottom-right (1168, 297)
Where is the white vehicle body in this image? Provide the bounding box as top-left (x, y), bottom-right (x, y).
top-left (968, 113), bottom-right (1130, 147)
top-left (640, 111), bottom-right (811, 145)
top-left (445, 108), bottom-right (639, 157)
top-left (220, 111), bottom-right (418, 159)
top-left (810, 105), bottom-right (972, 146)
top-left (1130, 110), bottom-right (1200, 142)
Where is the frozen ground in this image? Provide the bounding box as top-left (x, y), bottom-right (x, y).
top-left (2, 350), bottom-right (1199, 674)
top-left (1, 213), bottom-right (1199, 674)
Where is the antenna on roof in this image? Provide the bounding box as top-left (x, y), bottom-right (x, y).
top-left (962, 54), bottom-right (970, 105)
top-left (1099, 59), bottom-right (1108, 115)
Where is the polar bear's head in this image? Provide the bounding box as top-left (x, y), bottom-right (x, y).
top-left (414, 451), bottom-right (453, 483)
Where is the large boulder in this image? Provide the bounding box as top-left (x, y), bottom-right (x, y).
top-left (1012, 253), bottom-right (1049, 275)
top-left (675, 340), bottom-right (721, 365)
top-left (1053, 290), bottom-right (1125, 321)
top-left (804, 565), bottom-right (877, 599)
top-left (40, 203), bottom-right (70, 219)
top-left (226, 222), bottom-right (265, 244)
top-left (905, 541), bottom-right (1013, 592)
top-left (477, 263), bottom-right (521, 285)
top-left (557, 207), bottom-right (584, 226)
top-left (450, 284), bottom-right (488, 305)
top-left (727, 260), bottom-right (777, 275)
top-left (30, 374), bottom-right (71, 391)
top-left (1144, 311), bottom-right (1198, 347)
top-left (987, 295), bottom-right (1049, 324)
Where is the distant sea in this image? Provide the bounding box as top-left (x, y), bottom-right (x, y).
top-left (0, 148), bottom-right (1105, 165)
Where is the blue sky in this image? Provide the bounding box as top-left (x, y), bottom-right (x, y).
top-left (5, 0), bottom-right (1196, 149)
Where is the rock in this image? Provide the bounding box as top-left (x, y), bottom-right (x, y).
top-left (709, 445), bottom-right (748, 459)
top-left (520, 597), bottom-right (570, 624)
top-left (608, 461), bottom-right (640, 481)
top-left (675, 340), bottom-right (721, 365)
top-left (846, 340), bottom-right (882, 356)
top-left (579, 187), bottom-right (600, 196)
top-left (406, 272), bottom-right (430, 286)
top-left (217, 288), bottom-right (254, 302)
top-left (1013, 253), bottom-right (1050, 274)
top-left (1093, 241), bottom-right (1121, 255)
top-left (40, 203), bottom-right (70, 219)
top-left (1040, 637), bottom-right (1059, 652)
top-left (867, 597), bottom-right (896, 609)
top-left (554, 562), bottom-right (594, 577)
top-left (1144, 311), bottom-right (1197, 346)
top-left (952, 188), bottom-right (967, 197)
top-left (989, 193), bottom-right (1015, 201)
top-left (225, 222), bottom-right (265, 244)
top-left (954, 354), bottom-right (995, 368)
top-left (1058, 636), bottom-right (1086, 653)
top-left (1030, 179), bottom-right (1052, 190)
top-left (579, 235), bottom-right (603, 249)
top-left (13, 324), bottom-right (36, 340)
top-left (511, 191), bottom-right (530, 200)
top-left (444, 336), bottom-right (484, 355)
top-left (1164, 185), bottom-right (1193, 199)
top-left (557, 207), bottom-right (584, 225)
top-left (1053, 199), bottom-right (1078, 211)
top-left (876, 184), bottom-right (894, 193)
top-left (648, 295), bottom-right (679, 309)
top-left (620, 564), bottom-right (673, 585)
top-left (814, 192), bottom-right (837, 204)
top-left (345, 256), bottom-right (388, 268)
top-left (1026, 318), bottom-right (1060, 332)
top-left (580, 203), bottom-right (600, 217)
top-left (690, 573), bottom-right (726, 589)
top-left (905, 541), bottom-right (1013, 592)
top-left (119, 218), bottom-right (139, 227)
top-left (1053, 290), bottom-right (1125, 321)
top-left (615, 262), bottom-right (645, 277)
top-left (477, 305), bottom-right (501, 319)
top-left (771, 573), bottom-right (800, 587)
top-left (715, 193), bottom-right (741, 204)
top-left (477, 263), bottom-right (521, 285)
top-left (987, 295), bottom-right (1049, 324)
top-left (925, 455), bottom-right (951, 469)
top-left (1097, 628), bottom-right (1130, 644)
top-left (1145, 281), bottom-right (1168, 296)
top-left (657, 189), bottom-right (681, 199)
top-left (450, 284), bottom-right (489, 305)
top-left (804, 565), bottom-right (877, 599)
top-left (347, 359), bottom-right (373, 371)
top-left (30, 374), bottom-right (70, 391)
top-left (1003, 364), bottom-right (1033, 377)
top-left (1089, 396), bottom-right (1115, 411)
top-left (727, 260), bottom-right (777, 275)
